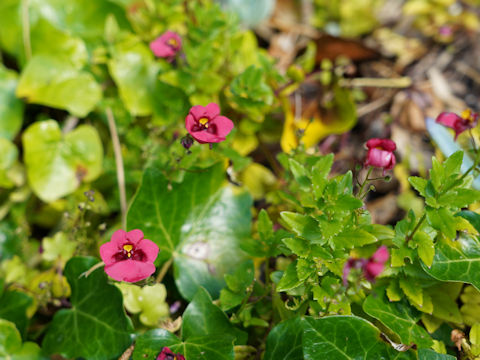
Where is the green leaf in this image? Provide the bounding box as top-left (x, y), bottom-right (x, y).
top-left (422, 235), bottom-right (480, 290)
top-left (258, 209), bottom-right (274, 244)
top-left (128, 164), bottom-right (251, 300)
top-left (277, 261), bottom-right (303, 292)
top-left (133, 329), bottom-right (235, 360)
top-left (0, 222), bottom-right (21, 261)
top-left (41, 232), bottom-right (76, 265)
top-left (22, 120), bottom-right (103, 202)
top-left (264, 317), bottom-right (310, 360)
top-left (442, 151), bottom-right (463, 178)
top-left (288, 159), bottom-right (311, 190)
top-left (220, 260), bottom-right (254, 310)
top-left (182, 287), bottom-right (246, 343)
top-left (426, 207), bottom-right (456, 239)
top-left (0, 66), bottom-right (23, 140)
top-left (426, 285), bottom-right (463, 324)
top-left (282, 237), bottom-right (310, 258)
top-left (413, 231), bottom-right (435, 268)
top-left (408, 176), bottom-right (427, 197)
top-left (458, 210), bottom-right (480, 233)
top-left (334, 228), bottom-right (377, 249)
top-left (334, 194), bottom-right (363, 211)
top-left (302, 316), bottom-right (414, 359)
top-left (0, 289), bottom-right (32, 338)
top-left (418, 349), bottom-right (456, 360)
top-left (42, 257), bottom-right (133, 360)
top-left (280, 212), bottom-right (324, 244)
top-left (430, 157), bottom-right (444, 191)
top-left (0, 319), bottom-right (43, 359)
top-left (16, 56), bottom-right (102, 117)
top-left (311, 154), bottom-right (334, 198)
top-left (363, 288), bottom-right (434, 348)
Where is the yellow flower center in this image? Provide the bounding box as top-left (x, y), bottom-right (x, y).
top-left (123, 244), bottom-right (133, 257)
top-left (461, 109), bottom-right (474, 122)
top-left (199, 117), bottom-right (209, 128)
top-left (168, 38), bottom-right (178, 47)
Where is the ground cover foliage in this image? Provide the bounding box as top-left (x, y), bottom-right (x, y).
top-left (1, 0), bottom-right (480, 359)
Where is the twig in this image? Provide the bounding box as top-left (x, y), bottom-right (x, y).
top-left (62, 116), bottom-right (79, 134)
top-left (106, 107), bottom-right (127, 229)
top-left (340, 77), bottom-right (412, 88)
top-left (21, 0), bottom-right (32, 61)
top-left (79, 262), bottom-right (105, 278)
top-left (118, 344), bottom-right (135, 360)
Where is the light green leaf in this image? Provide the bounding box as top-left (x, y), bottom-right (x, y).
top-left (220, 260), bottom-right (254, 310)
top-left (127, 164), bottom-right (252, 300)
top-left (16, 56), bottom-right (102, 117)
top-left (0, 289), bottom-right (32, 338)
top-left (22, 120), bottom-right (103, 202)
top-left (422, 235), bottom-right (480, 290)
top-left (426, 207), bottom-right (456, 240)
top-left (0, 319), bottom-right (43, 359)
top-left (363, 288), bottom-right (433, 348)
top-left (0, 66), bottom-right (23, 140)
top-left (280, 212), bottom-right (324, 244)
top-left (41, 232), bottom-right (76, 265)
top-left (42, 257), bottom-right (133, 360)
top-left (413, 231), bottom-right (435, 268)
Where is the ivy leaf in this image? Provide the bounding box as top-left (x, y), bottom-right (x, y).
top-left (0, 319), bottom-right (44, 359)
top-left (363, 288), bottom-right (433, 348)
top-left (302, 316), bottom-right (414, 359)
top-left (422, 235), bottom-right (480, 290)
top-left (127, 164), bottom-right (252, 300)
top-left (418, 349), bottom-right (456, 360)
top-left (42, 257), bottom-right (133, 360)
top-left (22, 120), bottom-right (103, 202)
top-left (132, 329), bottom-right (235, 360)
top-left (264, 317), bottom-right (310, 360)
top-left (0, 289), bottom-right (33, 339)
top-left (182, 287), bottom-right (246, 343)
top-left (0, 65), bottom-right (23, 140)
top-left (16, 56), bottom-right (102, 117)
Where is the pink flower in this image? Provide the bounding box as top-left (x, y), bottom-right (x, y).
top-left (100, 229), bottom-right (159, 282)
top-left (436, 109), bottom-right (479, 140)
top-left (157, 347), bottom-right (185, 360)
top-left (343, 246), bottom-right (389, 286)
top-left (150, 31), bottom-right (182, 59)
top-left (364, 138), bottom-right (396, 171)
top-left (185, 103), bottom-right (234, 144)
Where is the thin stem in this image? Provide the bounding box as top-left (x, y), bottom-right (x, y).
top-left (357, 167), bottom-right (373, 198)
top-left (79, 261), bottom-right (105, 278)
top-left (21, 0), bottom-right (32, 61)
top-left (156, 257), bottom-right (173, 283)
top-left (405, 214), bottom-right (426, 243)
top-left (106, 108), bottom-right (127, 230)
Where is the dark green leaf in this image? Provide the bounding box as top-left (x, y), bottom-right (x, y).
top-left (0, 66), bottom-right (23, 140)
top-left (458, 210), bottom-right (480, 233)
top-left (220, 260), bottom-right (254, 310)
top-left (0, 289), bottom-right (32, 338)
top-left (264, 317), bottom-right (310, 360)
top-left (127, 164), bottom-right (251, 300)
top-left (363, 288), bottom-right (433, 348)
top-left (42, 257), bottom-right (133, 360)
top-left (132, 329), bottom-right (181, 360)
top-left (418, 349), bottom-right (456, 360)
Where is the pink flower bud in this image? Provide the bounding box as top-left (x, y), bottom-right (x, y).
top-left (364, 138), bottom-right (396, 171)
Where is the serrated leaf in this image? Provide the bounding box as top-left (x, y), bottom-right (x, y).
top-left (399, 277), bottom-right (424, 308)
top-left (280, 212), bottom-right (324, 244)
top-left (430, 157), bottom-right (444, 191)
top-left (422, 235), bottom-right (480, 291)
top-left (42, 257), bottom-right (133, 360)
top-left (257, 209), bottom-right (274, 242)
top-left (22, 120), bottom-right (103, 202)
top-left (289, 158), bottom-right (311, 190)
top-left (442, 151), bottom-right (463, 177)
top-left (335, 194), bottom-right (363, 211)
top-left (282, 237), bottom-right (310, 257)
top-left (311, 154), bottom-right (333, 198)
top-left (220, 260), bottom-right (254, 311)
top-left (363, 288), bottom-right (434, 348)
top-left (334, 228), bottom-right (377, 249)
top-left (277, 261), bottom-right (303, 292)
top-left (426, 208), bottom-right (456, 239)
top-left (413, 231), bottom-right (435, 268)
top-left (17, 56), bottom-right (101, 117)
top-left (127, 164), bottom-right (251, 300)
top-left (409, 176), bottom-right (427, 197)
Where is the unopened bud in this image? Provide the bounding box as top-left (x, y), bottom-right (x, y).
top-left (181, 135), bottom-right (194, 151)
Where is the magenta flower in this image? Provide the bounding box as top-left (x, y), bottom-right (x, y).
top-left (157, 347), bottom-right (185, 360)
top-left (150, 31), bottom-right (182, 60)
top-left (364, 138), bottom-right (396, 171)
top-left (100, 229), bottom-right (159, 282)
top-left (436, 109), bottom-right (479, 140)
top-left (185, 103), bottom-right (234, 144)
top-left (343, 246), bottom-right (389, 286)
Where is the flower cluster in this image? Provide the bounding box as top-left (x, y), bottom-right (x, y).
top-left (343, 246), bottom-right (389, 286)
top-left (100, 229), bottom-right (159, 282)
top-left (157, 347), bottom-right (185, 360)
top-left (436, 109), bottom-right (479, 140)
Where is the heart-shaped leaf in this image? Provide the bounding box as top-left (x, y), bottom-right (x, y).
top-left (42, 257), bottom-right (133, 360)
top-left (16, 56), bottom-right (102, 117)
top-left (22, 120), bottom-right (103, 202)
top-left (264, 317), bottom-right (310, 360)
top-left (127, 164), bottom-right (252, 300)
top-left (0, 288), bottom-right (33, 338)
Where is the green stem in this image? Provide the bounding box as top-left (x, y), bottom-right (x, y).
top-left (405, 214), bottom-right (426, 243)
top-left (156, 257), bottom-right (173, 283)
top-left (357, 167), bottom-right (373, 198)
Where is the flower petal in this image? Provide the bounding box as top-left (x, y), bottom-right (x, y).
top-left (137, 239), bottom-right (159, 263)
top-left (366, 138), bottom-right (396, 151)
top-left (365, 148), bottom-right (394, 169)
top-left (185, 114), bottom-right (197, 133)
top-left (126, 229), bottom-right (144, 245)
top-left (211, 115), bottom-right (234, 138)
top-left (104, 260), bottom-right (156, 282)
top-left (111, 229), bottom-right (127, 246)
top-left (205, 103), bottom-right (220, 118)
top-left (100, 241), bottom-right (120, 266)
top-left (370, 245), bottom-right (389, 263)
top-left (364, 262), bottom-right (385, 281)
top-left (189, 130), bottom-right (225, 143)
top-left (436, 112), bottom-right (461, 128)
top-left (189, 105), bottom-right (207, 121)
top-left (149, 38), bottom-right (176, 58)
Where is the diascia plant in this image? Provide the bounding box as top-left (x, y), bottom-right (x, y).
top-left (1, 0), bottom-right (480, 359)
